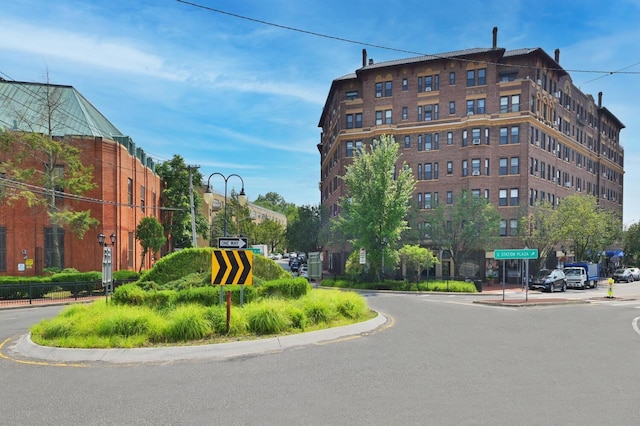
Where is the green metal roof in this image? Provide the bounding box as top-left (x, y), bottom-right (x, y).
top-left (0, 80), bottom-right (123, 138)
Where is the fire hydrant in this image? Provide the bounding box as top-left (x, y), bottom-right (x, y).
top-left (607, 277), bottom-right (614, 298)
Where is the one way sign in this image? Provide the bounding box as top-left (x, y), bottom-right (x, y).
top-left (218, 237), bottom-right (248, 249)
top-left (211, 250), bottom-right (253, 285)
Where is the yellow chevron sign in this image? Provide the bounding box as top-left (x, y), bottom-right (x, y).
top-left (211, 250), bottom-right (253, 285)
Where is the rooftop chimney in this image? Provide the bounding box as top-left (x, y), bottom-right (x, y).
top-left (598, 92), bottom-right (603, 108)
top-left (369, 58), bottom-right (374, 65)
top-left (492, 27), bottom-right (498, 49)
top-left (554, 49), bottom-right (560, 63)
top-left (362, 49), bottom-right (367, 68)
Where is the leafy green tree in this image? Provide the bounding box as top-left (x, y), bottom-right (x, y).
top-left (286, 205), bottom-right (321, 254)
top-left (426, 190), bottom-right (500, 277)
top-left (135, 217), bottom-right (166, 273)
top-left (398, 244), bottom-right (440, 283)
top-left (519, 201), bottom-right (559, 269)
top-left (252, 192), bottom-right (296, 216)
top-left (0, 82), bottom-right (99, 269)
top-left (254, 218), bottom-right (286, 253)
top-left (624, 222), bottom-right (640, 266)
top-left (332, 134), bottom-right (416, 280)
top-left (554, 194), bottom-right (622, 262)
top-left (156, 156), bottom-right (208, 250)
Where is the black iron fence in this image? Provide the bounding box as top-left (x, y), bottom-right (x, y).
top-left (0, 280), bottom-right (134, 307)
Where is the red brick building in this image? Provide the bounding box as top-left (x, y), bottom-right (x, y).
top-left (0, 80), bottom-right (162, 275)
top-left (318, 29), bottom-right (625, 276)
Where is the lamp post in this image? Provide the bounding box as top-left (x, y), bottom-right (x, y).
top-left (202, 173), bottom-right (247, 238)
top-left (97, 232), bottom-right (117, 302)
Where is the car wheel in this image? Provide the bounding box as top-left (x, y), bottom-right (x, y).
top-left (628, 277), bottom-right (632, 283)
top-left (561, 281), bottom-right (567, 292)
top-left (548, 283), bottom-right (554, 293)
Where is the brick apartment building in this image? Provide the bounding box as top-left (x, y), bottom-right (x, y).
top-left (0, 80), bottom-right (161, 275)
top-left (318, 28), bottom-right (625, 277)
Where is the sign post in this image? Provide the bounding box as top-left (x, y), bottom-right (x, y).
top-left (493, 248), bottom-right (538, 301)
top-left (218, 237), bottom-right (249, 249)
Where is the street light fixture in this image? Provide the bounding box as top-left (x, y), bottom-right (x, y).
top-left (97, 232), bottom-right (117, 247)
top-left (203, 173), bottom-right (247, 237)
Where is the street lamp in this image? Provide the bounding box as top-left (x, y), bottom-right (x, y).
top-left (97, 232), bottom-right (117, 302)
top-left (203, 173), bottom-right (247, 237)
top-left (97, 232), bottom-right (117, 247)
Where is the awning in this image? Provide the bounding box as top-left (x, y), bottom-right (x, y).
top-left (605, 250), bottom-right (624, 258)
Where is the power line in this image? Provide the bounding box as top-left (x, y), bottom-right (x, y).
top-left (176, 0), bottom-right (640, 78)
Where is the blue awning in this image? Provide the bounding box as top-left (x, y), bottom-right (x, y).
top-left (605, 250), bottom-right (624, 258)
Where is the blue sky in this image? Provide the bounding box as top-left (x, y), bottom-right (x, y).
top-left (1, 0), bottom-right (639, 225)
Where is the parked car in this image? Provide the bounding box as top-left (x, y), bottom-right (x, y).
top-left (628, 267), bottom-right (640, 281)
top-left (613, 268), bottom-right (634, 283)
top-left (290, 260), bottom-right (300, 273)
top-left (530, 269), bottom-right (567, 292)
top-left (298, 265), bottom-right (309, 280)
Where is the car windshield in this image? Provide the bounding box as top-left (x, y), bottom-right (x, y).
top-left (564, 269), bottom-right (581, 276)
top-left (534, 270), bottom-right (551, 279)
top-left (614, 269), bottom-right (627, 274)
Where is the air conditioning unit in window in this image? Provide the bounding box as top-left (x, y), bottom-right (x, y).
top-left (535, 140), bottom-right (540, 146)
top-left (472, 170), bottom-right (480, 176)
top-left (467, 111), bottom-right (474, 116)
top-left (554, 91), bottom-right (561, 98)
top-left (564, 182), bottom-right (572, 187)
top-left (551, 177), bottom-right (556, 182)
top-left (425, 87), bottom-right (432, 92)
top-left (472, 138), bottom-right (481, 145)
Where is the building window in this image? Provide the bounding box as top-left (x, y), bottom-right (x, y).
top-left (385, 109), bottom-right (392, 124)
top-left (447, 132), bottom-right (453, 145)
top-left (499, 189), bottom-right (508, 206)
top-left (447, 161), bottom-right (453, 174)
top-left (471, 158), bottom-right (481, 175)
top-left (402, 78), bottom-right (408, 91)
top-left (402, 107), bottom-right (408, 120)
top-left (128, 178), bottom-right (133, 206)
top-left (346, 141), bottom-right (353, 157)
top-left (462, 130), bottom-right (468, 147)
top-left (477, 99), bottom-right (486, 114)
top-left (485, 158), bottom-right (490, 175)
top-left (385, 81), bottom-right (392, 97)
top-left (500, 127), bottom-right (508, 145)
top-left (417, 192), bottom-right (422, 208)
top-left (141, 185), bottom-right (146, 213)
top-left (467, 70), bottom-right (475, 87)
top-left (346, 114), bottom-right (354, 129)
top-left (417, 135), bottom-right (423, 151)
top-left (434, 162), bottom-right (439, 179)
top-left (449, 72), bottom-right (456, 85)
top-left (447, 191), bottom-right (453, 204)
top-left (0, 227), bottom-right (5, 272)
top-left (471, 189), bottom-right (481, 197)
top-left (346, 90), bottom-right (358, 100)
top-left (417, 106), bottom-right (422, 121)
top-left (499, 158), bottom-right (508, 175)
top-left (500, 219), bottom-right (507, 236)
top-left (510, 219), bottom-right (519, 236)
top-left (462, 160), bottom-right (468, 177)
top-left (375, 111), bottom-right (383, 125)
top-left (424, 192), bottom-right (432, 209)
top-left (44, 227), bottom-right (64, 269)
top-left (128, 231), bottom-right (134, 269)
top-left (417, 164), bottom-right (423, 180)
top-left (375, 82), bottom-right (383, 98)
top-left (510, 188), bottom-right (519, 206)
top-left (511, 95), bottom-right (520, 112)
top-left (510, 157), bottom-right (520, 174)
top-left (478, 68), bottom-right (486, 85)
top-left (466, 100), bottom-right (474, 115)
top-left (404, 135), bottom-right (411, 148)
top-left (425, 163), bottom-right (432, 180)
top-left (355, 113), bottom-right (362, 128)
top-left (500, 96), bottom-right (509, 113)
top-left (510, 126), bottom-right (520, 143)
top-left (425, 134), bottom-right (433, 151)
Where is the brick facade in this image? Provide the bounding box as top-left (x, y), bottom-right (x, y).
top-left (318, 36), bottom-right (625, 275)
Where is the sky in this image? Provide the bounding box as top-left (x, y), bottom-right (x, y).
top-left (1, 0), bottom-right (639, 225)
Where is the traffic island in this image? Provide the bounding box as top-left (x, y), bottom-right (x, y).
top-left (473, 298), bottom-right (591, 307)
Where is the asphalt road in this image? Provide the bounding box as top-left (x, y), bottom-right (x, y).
top-left (2, 289), bottom-right (640, 425)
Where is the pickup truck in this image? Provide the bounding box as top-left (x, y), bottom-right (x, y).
top-left (563, 262), bottom-right (599, 289)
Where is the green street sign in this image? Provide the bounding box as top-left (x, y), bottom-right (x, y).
top-left (247, 248), bottom-right (261, 255)
top-left (494, 249), bottom-right (538, 260)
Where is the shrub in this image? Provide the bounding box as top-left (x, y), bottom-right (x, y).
top-left (95, 305), bottom-right (156, 337)
top-left (138, 248), bottom-right (211, 285)
top-left (146, 289), bottom-right (178, 310)
top-left (175, 286), bottom-right (219, 306)
top-left (113, 270), bottom-right (141, 282)
top-left (163, 304), bottom-right (212, 341)
top-left (204, 305), bottom-right (248, 336)
top-left (332, 291), bottom-right (369, 319)
top-left (300, 292), bottom-right (336, 325)
top-left (111, 283), bottom-right (147, 306)
top-left (259, 278), bottom-right (310, 299)
top-left (252, 255), bottom-right (290, 281)
top-left (164, 272), bottom-right (210, 290)
top-left (245, 299), bottom-right (292, 335)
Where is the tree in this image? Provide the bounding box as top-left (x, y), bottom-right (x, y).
top-left (286, 205), bottom-right (321, 254)
top-left (332, 134), bottom-right (416, 280)
top-left (624, 222), bottom-right (640, 266)
top-left (0, 82), bottom-right (98, 269)
top-left (135, 217), bottom-right (166, 273)
top-left (519, 201), bottom-right (559, 270)
top-left (252, 192), bottom-right (295, 216)
top-left (426, 190), bottom-right (500, 277)
top-left (254, 218), bottom-right (286, 253)
top-left (156, 156), bottom-right (208, 250)
top-left (398, 244), bottom-right (440, 283)
top-left (554, 194), bottom-right (622, 262)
